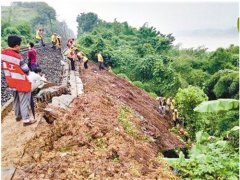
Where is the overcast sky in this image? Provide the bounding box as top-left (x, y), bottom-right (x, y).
top-left (1, 0), bottom-right (239, 50)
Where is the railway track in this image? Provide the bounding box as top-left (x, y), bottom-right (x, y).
top-left (1, 43), bottom-right (65, 106)
top-left (1, 45), bottom-right (86, 179)
top-left (19, 42), bottom-right (52, 52)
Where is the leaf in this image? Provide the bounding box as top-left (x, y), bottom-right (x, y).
top-left (194, 99), bottom-right (239, 113)
top-left (230, 126), bottom-right (240, 132)
top-left (195, 131), bottom-right (209, 144)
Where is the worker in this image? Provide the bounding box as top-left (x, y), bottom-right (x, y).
top-left (51, 33), bottom-right (58, 50)
top-left (179, 128), bottom-right (189, 142)
top-left (28, 70), bottom-right (46, 92)
top-left (77, 51), bottom-right (89, 69)
top-left (36, 28), bottom-right (45, 47)
top-left (67, 46), bottom-right (76, 70)
top-left (27, 42), bottom-right (38, 72)
top-left (67, 38), bottom-right (74, 49)
top-left (71, 38), bottom-right (75, 47)
top-left (166, 97), bottom-right (171, 113)
top-left (82, 56), bottom-right (88, 69)
top-left (173, 109), bottom-right (184, 126)
top-left (56, 35), bottom-right (62, 51)
top-left (160, 97), bottom-right (166, 115)
top-left (170, 99), bottom-right (175, 113)
top-left (35, 28), bottom-right (41, 44)
top-left (97, 52), bottom-right (104, 70)
top-left (172, 109), bottom-right (179, 126)
top-left (1, 35), bottom-right (36, 126)
top-left (76, 51), bottom-right (83, 59)
top-left (108, 66), bottom-right (113, 73)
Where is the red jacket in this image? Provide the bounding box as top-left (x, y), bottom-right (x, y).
top-left (1, 48), bottom-right (31, 92)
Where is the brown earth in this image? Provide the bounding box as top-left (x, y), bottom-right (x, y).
top-left (11, 62), bottom-right (184, 179)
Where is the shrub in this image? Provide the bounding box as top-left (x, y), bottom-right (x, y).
top-left (133, 81), bottom-right (144, 89)
top-left (175, 86), bottom-right (208, 138)
top-left (170, 131), bottom-right (239, 180)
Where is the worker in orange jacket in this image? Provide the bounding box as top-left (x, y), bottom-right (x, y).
top-left (1, 35), bottom-right (36, 126)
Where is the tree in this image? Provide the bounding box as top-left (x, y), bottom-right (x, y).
top-left (1, 20), bottom-right (11, 36)
top-left (134, 55), bottom-right (156, 80)
top-left (207, 48), bottom-right (233, 74)
top-left (55, 21), bottom-right (75, 42)
top-left (153, 61), bottom-right (183, 96)
top-left (76, 12), bottom-right (99, 36)
top-left (31, 16), bottom-right (48, 29)
top-left (187, 69), bottom-right (210, 88)
top-left (36, 2), bottom-right (56, 33)
top-left (137, 23), bottom-right (175, 53)
top-left (204, 69), bottom-right (239, 100)
top-left (3, 27), bottom-right (20, 36)
top-left (16, 21), bottom-right (31, 38)
top-left (175, 86), bottom-right (208, 138)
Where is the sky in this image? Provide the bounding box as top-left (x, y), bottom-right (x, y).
top-left (1, 0), bottom-right (239, 51)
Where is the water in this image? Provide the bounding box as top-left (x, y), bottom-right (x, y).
top-left (174, 36), bottom-right (239, 51)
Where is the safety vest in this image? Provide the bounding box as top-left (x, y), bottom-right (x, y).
top-left (51, 35), bottom-right (58, 44)
top-left (56, 37), bottom-right (61, 46)
top-left (36, 30), bottom-right (41, 40)
top-left (170, 101), bottom-right (175, 110)
top-left (97, 53), bottom-right (104, 62)
top-left (1, 48), bottom-right (31, 92)
top-left (67, 49), bottom-right (75, 59)
top-left (83, 56), bottom-right (88, 63)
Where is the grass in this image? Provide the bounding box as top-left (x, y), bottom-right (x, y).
top-left (118, 106), bottom-right (140, 139)
top-left (94, 137), bottom-right (108, 149)
top-left (59, 144), bottom-right (73, 152)
top-left (148, 92), bottom-right (158, 98)
top-left (118, 106), bottom-right (151, 141)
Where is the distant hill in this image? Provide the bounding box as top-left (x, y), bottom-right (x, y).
top-left (1, 2), bottom-right (74, 48)
top-left (1, 6), bottom-right (38, 23)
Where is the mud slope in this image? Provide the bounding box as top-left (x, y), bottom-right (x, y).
top-left (14, 62), bottom-right (184, 179)
top-left (80, 62), bottom-right (184, 150)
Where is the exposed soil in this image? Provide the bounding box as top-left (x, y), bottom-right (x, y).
top-left (5, 61), bottom-right (184, 179)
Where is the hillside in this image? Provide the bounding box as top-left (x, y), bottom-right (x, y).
top-left (1, 2), bottom-right (75, 48)
top-left (1, 6), bottom-right (38, 23)
top-left (12, 62), bottom-right (184, 179)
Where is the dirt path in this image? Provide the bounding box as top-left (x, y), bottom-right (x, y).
top-left (1, 110), bottom-right (44, 179)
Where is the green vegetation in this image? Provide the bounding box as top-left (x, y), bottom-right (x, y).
top-left (76, 12), bottom-right (100, 36)
top-left (118, 106), bottom-right (140, 139)
top-left (94, 137), bottom-right (108, 149)
top-left (169, 131), bottom-right (239, 180)
top-left (76, 12), bottom-right (239, 179)
top-left (75, 14), bottom-right (238, 99)
top-left (118, 106), bottom-right (150, 141)
top-left (1, 2), bottom-right (74, 48)
top-left (175, 86), bottom-right (208, 139)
